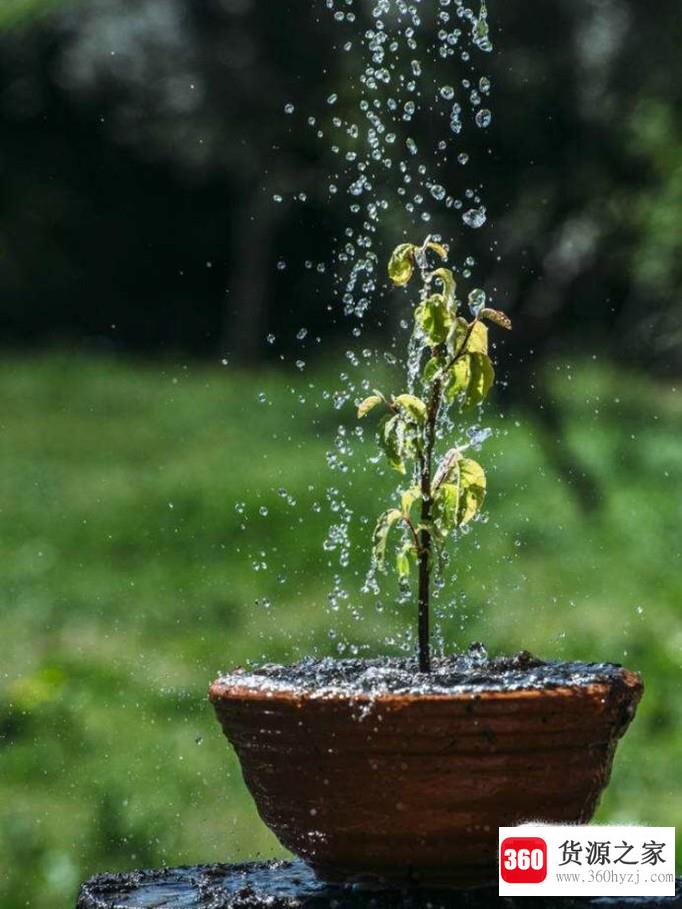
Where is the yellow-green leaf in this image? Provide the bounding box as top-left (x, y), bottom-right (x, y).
top-left (416, 293), bottom-right (453, 346)
top-left (444, 352), bottom-right (495, 409)
top-left (465, 352), bottom-right (495, 408)
top-left (357, 394), bottom-right (383, 419)
top-left (426, 240), bottom-right (448, 260)
top-left (457, 458), bottom-right (486, 525)
top-left (400, 485), bottom-right (421, 515)
top-left (431, 267), bottom-right (457, 303)
top-left (396, 542), bottom-right (417, 581)
top-left (388, 243), bottom-right (417, 286)
top-left (465, 320), bottom-right (489, 355)
top-left (446, 316), bottom-right (470, 358)
top-left (378, 414), bottom-right (406, 474)
top-left (394, 393), bottom-right (427, 424)
top-left (444, 356), bottom-right (471, 401)
top-left (433, 482), bottom-right (460, 534)
top-left (422, 355), bottom-right (442, 384)
top-left (480, 307), bottom-right (512, 330)
top-left (372, 508), bottom-right (403, 569)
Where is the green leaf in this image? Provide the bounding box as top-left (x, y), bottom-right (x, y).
top-left (416, 293), bottom-right (453, 346)
top-left (396, 541), bottom-right (417, 581)
top-left (446, 316), bottom-right (470, 358)
top-left (400, 485), bottom-right (422, 515)
top-left (444, 352), bottom-right (495, 409)
top-left (372, 508), bottom-right (403, 569)
top-left (457, 458), bottom-right (487, 525)
top-left (394, 393), bottom-right (427, 424)
top-left (431, 267), bottom-right (457, 303)
top-left (433, 482), bottom-right (461, 534)
top-left (465, 321), bottom-right (489, 355)
top-left (480, 307), bottom-right (512, 330)
top-left (465, 352), bottom-right (495, 408)
top-left (444, 356), bottom-right (471, 401)
top-left (388, 243), bottom-right (417, 286)
top-left (422, 355), bottom-right (442, 384)
top-left (378, 414), bottom-right (406, 474)
top-left (426, 240), bottom-right (448, 260)
top-left (357, 394), bottom-right (383, 419)
top-left (434, 447), bottom-right (461, 487)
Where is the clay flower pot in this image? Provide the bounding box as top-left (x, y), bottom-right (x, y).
top-left (209, 657), bottom-right (642, 888)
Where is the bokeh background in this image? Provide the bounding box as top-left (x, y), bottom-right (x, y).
top-left (1, 1), bottom-right (681, 906)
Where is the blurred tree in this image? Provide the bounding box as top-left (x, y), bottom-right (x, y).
top-left (0, 0), bottom-right (680, 378)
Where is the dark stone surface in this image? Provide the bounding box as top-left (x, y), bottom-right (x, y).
top-left (76, 860), bottom-right (681, 909)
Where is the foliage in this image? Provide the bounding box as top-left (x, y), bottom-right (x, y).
top-left (359, 239), bottom-right (511, 670)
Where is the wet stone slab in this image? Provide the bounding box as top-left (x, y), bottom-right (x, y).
top-left (77, 860), bottom-right (682, 909)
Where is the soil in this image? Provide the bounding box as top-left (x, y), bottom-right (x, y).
top-left (215, 644), bottom-right (633, 697)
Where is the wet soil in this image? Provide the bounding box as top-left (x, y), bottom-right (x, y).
top-left (216, 644), bottom-right (633, 697)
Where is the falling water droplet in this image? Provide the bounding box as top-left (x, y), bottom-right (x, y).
top-left (468, 288), bottom-right (487, 316)
top-left (475, 108), bottom-right (492, 128)
top-left (462, 206), bottom-right (487, 229)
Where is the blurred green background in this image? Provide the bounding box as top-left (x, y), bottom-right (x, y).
top-left (1, 355), bottom-right (680, 906)
top-left (0, 0), bottom-right (681, 907)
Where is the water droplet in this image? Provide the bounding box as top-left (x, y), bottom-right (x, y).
top-left (259, 506), bottom-right (269, 517)
top-left (468, 288), bottom-right (487, 315)
top-left (284, 103), bottom-right (295, 115)
top-left (296, 328), bottom-right (308, 341)
top-left (475, 108), bottom-right (492, 128)
top-left (462, 206), bottom-right (487, 229)
top-left (430, 184), bottom-right (446, 201)
top-left (327, 93), bottom-right (338, 105)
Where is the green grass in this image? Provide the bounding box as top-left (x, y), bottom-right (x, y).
top-left (0, 353), bottom-right (680, 907)
top-left (0, 0), bottom-right (82, 30)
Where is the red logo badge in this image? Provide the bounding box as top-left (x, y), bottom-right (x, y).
top-left (500, 836), bottom-right (548, 884)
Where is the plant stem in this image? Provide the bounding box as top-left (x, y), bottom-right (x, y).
top-left (417, 376), bottom-right (442, 673)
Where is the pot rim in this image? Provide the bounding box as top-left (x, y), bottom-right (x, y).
top-left (209, 666), bottom-right (642, 707)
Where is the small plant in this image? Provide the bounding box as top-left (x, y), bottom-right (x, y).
top-left (357, 237), bottom-right (512, 673)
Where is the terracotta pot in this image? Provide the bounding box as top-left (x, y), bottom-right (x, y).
top-left (209, 666), bottom-right (642, 888)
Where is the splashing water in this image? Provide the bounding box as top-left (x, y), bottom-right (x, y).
top-left (242, 0), bottom-right (503, 665)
